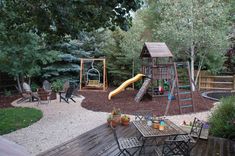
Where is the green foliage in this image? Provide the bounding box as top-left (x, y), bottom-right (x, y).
top-left (0, 107), bottom-right (43, 135)
top-left (31, 82), bottom-right (39, 92)
top-left (209, 96), bottom-right (235, 138)
top-left (103, 14), bottom-right (146, 86)
top-left (151, 0), bottom-right (230, 74)
top-left (3, 89), bottom-right (11, 97)
top-left (0, 0), bottom-right (143, 43)
top-left (51, 79), bottom-right (64, 92)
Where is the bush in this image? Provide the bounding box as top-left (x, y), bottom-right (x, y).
top-left (51, 79), bottom-right (64, 92)
top-left (209, 96), bottom-right (235, 138)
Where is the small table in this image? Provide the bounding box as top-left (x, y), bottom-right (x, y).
top-left (133, 119), bottom-right (187, 154)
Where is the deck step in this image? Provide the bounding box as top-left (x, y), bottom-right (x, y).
top-left (179, 91), bottom-right (191, 95)
top-left (180, 98), bottom-right (192, 101)
top-left (180, 104), bottom-right (193, 108)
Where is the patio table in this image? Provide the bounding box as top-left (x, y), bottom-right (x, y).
top-left (133, 119), bottom-right (187, 154)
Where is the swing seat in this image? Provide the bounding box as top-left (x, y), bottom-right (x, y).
top-left (87, 80), bottom-right (101, 87)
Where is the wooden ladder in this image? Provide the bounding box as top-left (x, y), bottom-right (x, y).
top-left (174, 62), bottom-right (195, 114)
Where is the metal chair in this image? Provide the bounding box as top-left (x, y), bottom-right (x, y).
top-left (134, 109), bottom-right (153, 121)
top-left (59, 84), bottom-right (76, 103)
top-left (155, 139), bottom-right (191, 156)
top-left (111, 125), bottom-right (143, 156)
top-left (172, 117), bottom-right (204, 151)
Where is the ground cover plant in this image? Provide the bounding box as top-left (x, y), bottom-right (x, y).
top-left (0, 107), bottom-right (43, 135)
top-left (209, 96), bottom-right (235, 138)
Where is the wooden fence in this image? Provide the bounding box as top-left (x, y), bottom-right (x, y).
top-left (198, 71), bottom-right (235, 91)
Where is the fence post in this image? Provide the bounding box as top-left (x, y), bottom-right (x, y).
top-left (233, 75), bottom-right (235, 90)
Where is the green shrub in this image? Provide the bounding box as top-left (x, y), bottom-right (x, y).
top-left (4, 89), bottom-right (12, 96)
top-left (31, 82), bottom-right (39, 92)
top-left (209, 96), bottom-right (235, 138)
top-left (51, 79), bottom-right (64, 92)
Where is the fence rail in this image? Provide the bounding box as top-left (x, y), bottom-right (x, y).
top-left (198, 72), bottom-right (235, 91)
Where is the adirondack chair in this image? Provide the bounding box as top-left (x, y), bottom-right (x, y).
top-left (17, 82), bottom-right (40, 104)
top-left (59, 84), bottom-right (76, 103)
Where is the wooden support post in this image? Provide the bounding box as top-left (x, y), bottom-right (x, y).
top-left (198, 72), bottom-right (201, 91)
top-left (233, 75), bottom-right (235, 90)
top-left (103, 59), bottom-right (106, 91)
top-left (80, 59), bottom-right (83, 91)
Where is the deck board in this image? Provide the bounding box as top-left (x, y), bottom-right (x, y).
top-left (38, 123), bottom-right (235, 156)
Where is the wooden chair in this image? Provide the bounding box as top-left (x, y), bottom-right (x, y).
top-left (155, 139), bottom-right (191, 156)
top-left (59, 85), bottom-right (76, 104)
top-left (111, 125), bottom-right (143, 156)
top-left (17, 82), bottom-right (40, 104)
top-left (172, 117), bottom-right (204, 151)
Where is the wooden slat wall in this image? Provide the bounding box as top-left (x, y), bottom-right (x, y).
top-left (198, 71), bottom-right (235, 91)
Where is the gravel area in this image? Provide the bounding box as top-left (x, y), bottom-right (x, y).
top-left (2, 93), bottom-right (218, 156)
top-left (2, 95), bottom-right (109, 156)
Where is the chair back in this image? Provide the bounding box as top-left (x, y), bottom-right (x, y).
top-left (43, 80), bottom-right (52, 92)
top-left (190, 118), bottom-right (204, 140)
top-left (22, 82), bottom-right (32, 93)
top-left (110, 124), bottom-right (122, 151)
top-left (163, 139), bottom-right (190, 156)
top-left (65, 85), bottom-right (75, 98)
top-left (134, 110), bottom-right (153, 121)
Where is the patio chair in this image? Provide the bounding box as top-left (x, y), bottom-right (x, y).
top-left (172, 117), bottom-right (204, 151)
top-left (111, 125), bottom-right (143, 156)
top-left (42, 80), bottom-right (52, 103)
top-left (154, 138), bottom-right (191, 156)
top-left (134, 109), bottom-right (153, 121)
top-left (17, 82), bottom-right (40, 104)
top-left (59, 84), bottom-right (76, 103)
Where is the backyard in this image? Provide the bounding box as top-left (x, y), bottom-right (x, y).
top-left (0, 0), bottom-right (235, 156)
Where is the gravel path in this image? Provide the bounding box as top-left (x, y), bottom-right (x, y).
top-left (2, 95), bottom-right (218, 156)
top-left (3, 95), bottom-right (109, 156)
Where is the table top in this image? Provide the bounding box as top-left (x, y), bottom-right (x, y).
top-left (133, 119), bottom-right (187, 138)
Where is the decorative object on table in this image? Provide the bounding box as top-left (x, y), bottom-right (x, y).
top-left (121, 115), bottom-right (130, 126)
top-left (159, 119), bottom-right (165, 131)
top-left (152, 120), bottom-right (160, 129)
top-left (180, 119), bottom-right (209, 139)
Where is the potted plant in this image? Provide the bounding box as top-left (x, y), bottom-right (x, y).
top-left (107, 114), bottom-right (118, 127)
top-left (121, 115), bottom-right (130, 126)
top-left (111, 107), bottom-right (122, 123)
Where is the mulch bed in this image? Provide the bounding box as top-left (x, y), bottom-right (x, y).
top-left (80, 88), bottom-right (214, 116)
top-left (0, 94), bottom-right (21, 108)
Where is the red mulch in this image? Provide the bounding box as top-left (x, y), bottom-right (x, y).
top-left (0, 95), bottom-right (21, 108)
top-left (80, 88), bottom-right (214, 116)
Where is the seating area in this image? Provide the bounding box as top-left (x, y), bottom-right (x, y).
top-left (38, 122), bottom-right (235, 156)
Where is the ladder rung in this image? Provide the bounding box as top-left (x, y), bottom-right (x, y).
top-left (178, 85), bottom-right (191, 88)
top-left (180, 104), bottom-right (193, 108)
top-left (180, 98), bottom-right (192, 101)
top-left (179, 92), bottom-right (191, 95)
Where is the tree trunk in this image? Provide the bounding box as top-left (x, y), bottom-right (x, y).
top-left (191, 44), bottom-right (195, 91)
top-left (16, 75), bottom-right (22, 93)
top-left (132, 59), bottom-right (135, 89)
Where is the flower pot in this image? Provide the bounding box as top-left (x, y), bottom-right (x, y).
top-left (121, 120), bottom-right (130, 126)
top-left (107, 120), bottom-right (118, 127)
top-left (113, 115), bottom-right (121, 124)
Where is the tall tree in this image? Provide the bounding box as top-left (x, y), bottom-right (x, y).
top-left (154, 0), bottom-right (230, 89)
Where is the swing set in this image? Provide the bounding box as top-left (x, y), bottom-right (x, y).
top-left (79, 58), bottom-right (108, 91)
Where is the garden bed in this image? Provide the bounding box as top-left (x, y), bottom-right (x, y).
top-left (80, 88), bottom-right (214, 116)
top-left (0, 94), bottom-right (21, 108)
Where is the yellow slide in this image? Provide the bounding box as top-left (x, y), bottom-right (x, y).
top-left (108, 74), bottom-right (145, 100)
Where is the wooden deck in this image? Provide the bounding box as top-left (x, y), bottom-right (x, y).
top-left (38, 123), bottom-right (235, 156)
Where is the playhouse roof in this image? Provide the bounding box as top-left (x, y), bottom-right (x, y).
top-left (140, 42), bottom-right (173, 58)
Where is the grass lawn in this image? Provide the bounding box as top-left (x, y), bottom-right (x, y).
top-left (0, 107), bottom-right (43, 135)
